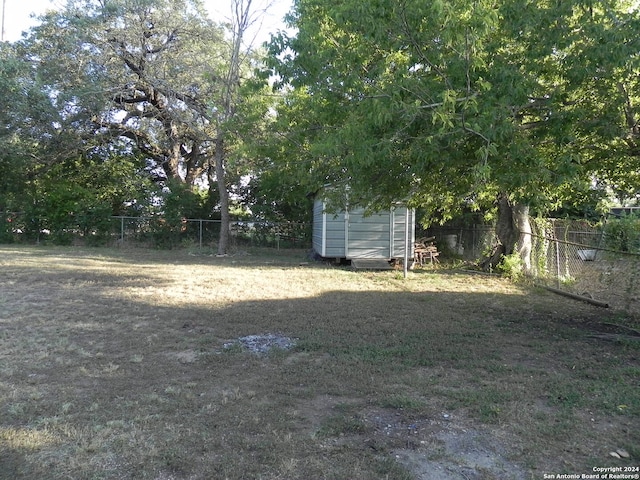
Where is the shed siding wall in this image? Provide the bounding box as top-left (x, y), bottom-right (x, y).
top-left (324, 212), bottom-right (346, 256)
top-left (346, 210), bottom-right (391, 258)
top-left (312, 196), bottom-right (415, 259)
top-left (313, 198), bottom-right (347, 257)
top-left (391, 207), bottom-right (415, 258)
top-left (312, 199), bottom-right (325, 256)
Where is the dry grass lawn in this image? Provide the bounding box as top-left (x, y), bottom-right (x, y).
top-left (0, 245), bottom-right (638, 479)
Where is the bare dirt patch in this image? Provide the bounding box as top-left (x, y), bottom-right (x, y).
top-left (394, 428), bottom-right (526, 480)
top-left (223, 333), bottom-right (297, 354)
top-left (0, 246), bottom-right (638, 479)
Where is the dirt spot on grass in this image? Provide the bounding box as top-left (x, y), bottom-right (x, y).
top-left (291, 389), bottom-right (528, 477)
top-left (223, 333), bottom-right (297, 354)
top-left (393, 426), bottom-right (526, 480)
top-left (305, 400), bottom-right (528, 479)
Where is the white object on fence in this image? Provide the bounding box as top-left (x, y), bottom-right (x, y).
top-left (577, 249), bottom-right (597, 261)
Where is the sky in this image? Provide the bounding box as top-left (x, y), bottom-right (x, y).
top-left (0, 0), bottom-right (294, 44)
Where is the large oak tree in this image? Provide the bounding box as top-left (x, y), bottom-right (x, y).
top-left (8, 0), bottom-right (272, 253)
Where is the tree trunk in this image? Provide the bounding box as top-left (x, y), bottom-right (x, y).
top-left (214, 136), bottom-right (230, 255)
top-left (514, 203), bottom-right (532, 274)
top-left (482, 193), bottom-right (532, 273)
top-left (162, 123), bottom-right (183, 181)
top-left (169, 137), bottom-right (182, 180)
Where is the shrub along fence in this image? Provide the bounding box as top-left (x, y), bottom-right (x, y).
top-left (0, 212), bottom-right (311, 250)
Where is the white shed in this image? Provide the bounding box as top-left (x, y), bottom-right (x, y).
top-left (312, 197), bottom-right (415, 260)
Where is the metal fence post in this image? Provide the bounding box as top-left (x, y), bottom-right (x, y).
top-left (120, 217), bottom-right (124, 244)
top-left (554, 222), bottom-right (561, 286)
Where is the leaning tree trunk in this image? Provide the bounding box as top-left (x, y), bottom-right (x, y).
top-left (214, 136), bottom-right (230, 256)
top-left (482, 193), bottom-right (532, 273)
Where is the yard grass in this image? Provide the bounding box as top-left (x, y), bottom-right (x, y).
top-left (0, 245), bottom-right (638, 479)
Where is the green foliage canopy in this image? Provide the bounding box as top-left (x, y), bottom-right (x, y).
top-left (267, 0), bottom-right (640, 222)
top-left (1, 0), bottom-right (282, 249)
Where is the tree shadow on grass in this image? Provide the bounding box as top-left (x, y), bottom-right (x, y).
top-left (1, 255), bottom-right (638, 479)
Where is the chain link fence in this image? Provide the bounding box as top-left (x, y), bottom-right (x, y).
top-left (0, 212), bottom-right (311, 251)
top-left (528, 218), bottom-right (640, 315)
top-left (3, 209), bottom-right (639, 313)
top-left (424, 217), bottom-right (640, 315)
top-left (420, 223), bottom-right (496, 259)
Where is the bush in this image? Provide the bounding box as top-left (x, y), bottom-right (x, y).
top-left (497, 252), bottom-right (524, 280)
top-left (603, 215), bottom-right (640, 253)
top-left (0, 214), bottom-right (15, 244)
top-left (147, 217), bottom-right (186, 249)
top-left (76, 204), bottom-right (114, 246)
